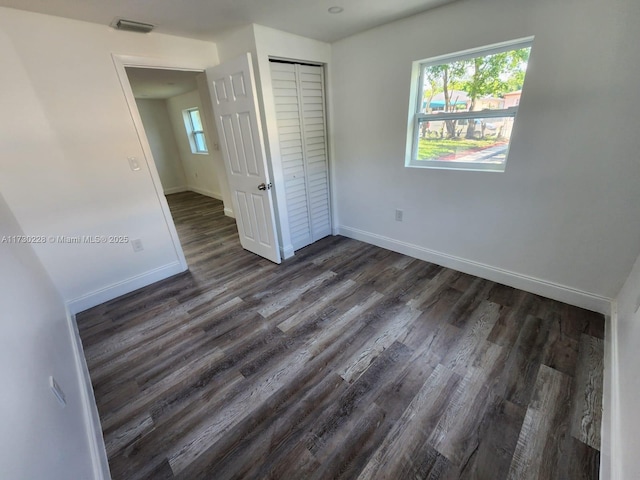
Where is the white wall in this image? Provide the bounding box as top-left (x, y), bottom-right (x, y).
top-left (0, 7), bottom-right (219, 311)
top-left (0, 192), bottom-right (107, 479)
top-left (166, 89), bottom-right (224, 199)
top-left (135, 98), bottom-right (187, 194)
top-left (613, 253), bottom-right (640, 479)
top-left (330, 0), bottom-right (640, 312)
top-left (213, 24), bottom-right (258, 66)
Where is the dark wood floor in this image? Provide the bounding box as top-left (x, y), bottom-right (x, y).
top-left (77, 192), bottom-right (604, 480)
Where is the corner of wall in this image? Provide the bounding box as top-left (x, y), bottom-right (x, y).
top-left (187, 186), bottom-right (222, 200)
top-left (67, 261), bottom-right (186, 314)
top-left (164, 186), bottom-right (188, 195)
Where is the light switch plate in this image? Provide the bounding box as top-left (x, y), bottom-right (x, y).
top-left (132, 239), bottom-right (144, 252)
top-left (49, 376), bottom-right (66, 407)
top-left (128, 157), bottom-right (141, 171)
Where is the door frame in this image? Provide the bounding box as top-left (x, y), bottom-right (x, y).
top-left (112, 54), bottom-right (211, 270)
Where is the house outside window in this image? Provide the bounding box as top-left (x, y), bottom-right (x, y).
top-left (406, 38), bottom-right (533, 172)
top-left (183, 107), bottom-right (208, 154)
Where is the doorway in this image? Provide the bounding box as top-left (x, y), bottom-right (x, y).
top-left (114, 56), bottom-right (236, 269)
top-left (114, 54), bottom-right (295, 266)
top-left (127, 67), bottom-right (234, 261)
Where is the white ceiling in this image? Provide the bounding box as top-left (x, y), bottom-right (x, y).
top-left (0, 0), bottom-right (455, 43)
top-left (126, 67), bottom-right (200, 100)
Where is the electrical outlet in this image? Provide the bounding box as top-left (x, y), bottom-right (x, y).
top-left (131, 238), bottom-right (144, 252)
top-left (49, 376), bottom-right (66, 407)
top-left (395, 209), bottom-right (403, 222)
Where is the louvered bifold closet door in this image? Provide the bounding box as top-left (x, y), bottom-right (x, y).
top-left (270, 61), bottom-right (331, 251)
top-left (299, 65), bottom-right (331, 243)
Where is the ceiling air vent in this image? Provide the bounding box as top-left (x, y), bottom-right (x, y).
top-left (110, 18), bottom-right (155, 33)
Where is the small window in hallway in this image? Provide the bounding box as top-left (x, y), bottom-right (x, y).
top-left (183, 107), bottom-right (208, 153)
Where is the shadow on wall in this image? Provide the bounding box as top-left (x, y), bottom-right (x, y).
top-left (0, 192), bottom-right (102, 478)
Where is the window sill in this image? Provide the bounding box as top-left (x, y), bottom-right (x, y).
top-left (405, 160), bottom-right (506, 173)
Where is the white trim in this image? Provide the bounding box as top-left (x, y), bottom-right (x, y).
top-left (111, 54), bottom-right (209, 71)
top-left (163, 186), bottom-right (188, 195)
top-left (338, 225), bottom-right (612, 315)
top-left (417, 107), bottom-right (518, 122)
top-left (405, 59), bottom-right (422, 166)
top-left (408, 160), bottom-right (507, 173)
top-left (65, 310), bottom-right (110, 480)
top-left (67, 261), bottom-right (186, 314)
top-left (323, 59), bottom-right (339, 237)
top-left (224, 207), bottom-right (235, 218)
top-left (187, 186), bottom-right (222, 200)
top-left (418, 36), bottom-right (535, 67)
top-left (258, 56), bottom-right (294, 260)
top-left (280, 243), bottom-right (295, 260)
top-left (611, 303), bottom-right (621, 480)
top-left (602, 302), bottom-right (620, 480)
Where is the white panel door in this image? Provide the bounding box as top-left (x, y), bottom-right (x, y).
top-left (206, 54), bottom-right (281, 263)
top-left (270, 61), bottom-right (331, 252)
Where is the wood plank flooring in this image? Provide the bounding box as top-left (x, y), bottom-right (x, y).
top-left (77, 192), bottom-right (605, 480)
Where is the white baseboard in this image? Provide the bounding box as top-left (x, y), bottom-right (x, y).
top-left (66, 311), bottom-right (110, 480)
top-left (66, 261), bottom-right (186, 314)
top-left (224, 207), bottom-right (235, 219)
top-left (281, 243), bottom-right (295, 260)
top-left (601, 303), bottom-right (620, 480)
top-left (163, 186), bottom-right (188, 195)
top-left (338, 225), bottom-right (612, 315)
top-left (187, 186), bottom-right (222, 200)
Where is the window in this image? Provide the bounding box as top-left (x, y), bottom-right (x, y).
top-left (406, 38), bottom-right (532, 172)
top-left (183, 108), bottom-right (208, 154)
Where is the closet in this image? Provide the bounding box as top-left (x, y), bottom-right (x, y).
top-left (270, 60), bottom-right (331, 251)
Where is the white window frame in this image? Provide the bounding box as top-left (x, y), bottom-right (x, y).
top-left (405, 37), bottom-right (533, 173)
top-left (183, 107), bottom-right (208, 154)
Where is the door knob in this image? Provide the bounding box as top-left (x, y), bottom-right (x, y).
top-left (258, 182), bottom-right (272, 191)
